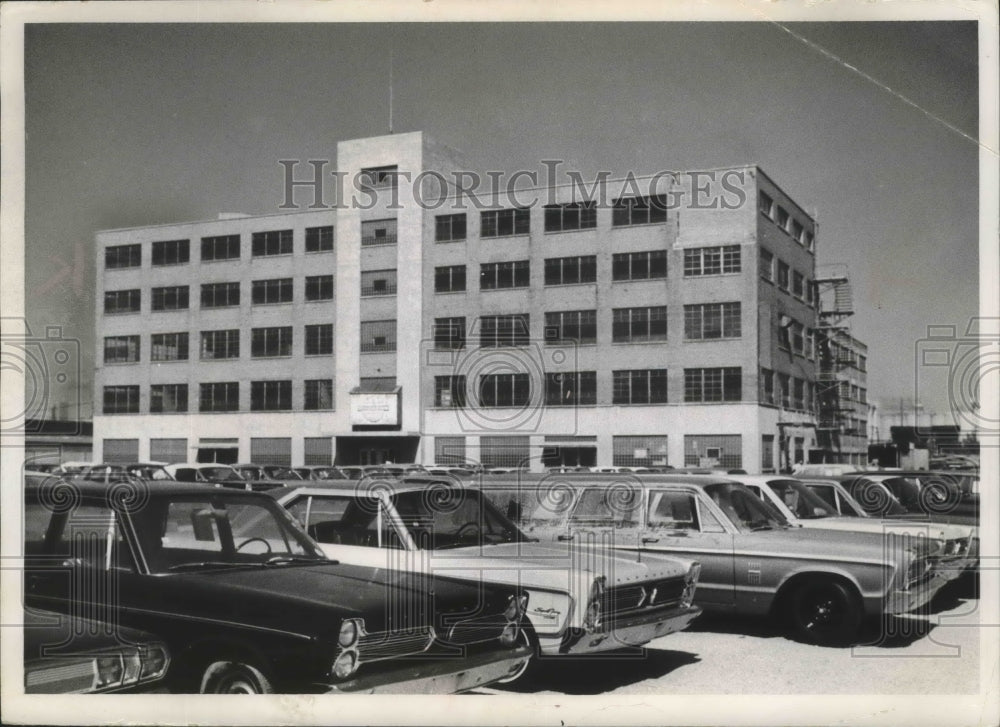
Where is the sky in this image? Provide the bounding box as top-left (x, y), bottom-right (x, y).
top-left (20, 19), bottom-right (981, 424)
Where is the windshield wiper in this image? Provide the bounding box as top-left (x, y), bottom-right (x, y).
top-left (165, 561), bottom-right (245, 572)
top-left (264, 555), bottom-right (333, 566)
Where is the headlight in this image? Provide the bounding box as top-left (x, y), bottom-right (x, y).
top-left (584, 577), bottom-right (605, 632)
top-left (681, 563), bottom-right (701, 608)
top-left (338, 619), bottom-right (360, 648)
top-left (332, 650), bottom-right (358, 680)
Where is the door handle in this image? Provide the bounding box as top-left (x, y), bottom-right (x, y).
top-left (641, 536), bottom-right (660, 544)
top-left (557, 533), bottom-right (575, 541)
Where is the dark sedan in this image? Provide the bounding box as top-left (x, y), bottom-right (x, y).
top-left (24, 478), bottom-right (531, 694)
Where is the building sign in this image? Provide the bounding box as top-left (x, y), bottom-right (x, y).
top-left (350, 392), bottom-right (400, 426)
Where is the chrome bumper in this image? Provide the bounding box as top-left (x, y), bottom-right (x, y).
top-left (324, 645), bottom-right (533, 694)
top-left (885, 569), bottom-right (951, 615)
top-left (540, 605), bottom-right (702, 656)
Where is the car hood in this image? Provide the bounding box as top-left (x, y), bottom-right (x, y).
top-left (794, 517), bottom-right (974, 542)
top-left (169, 560), bottom-right (504, 634)
top-left (729, 525), bottom-right (939, 563)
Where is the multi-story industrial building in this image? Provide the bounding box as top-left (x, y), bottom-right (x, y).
top-left (93, 131), bottom-right (827, 471)
top-left (815, 330), bottom-right (869, 465)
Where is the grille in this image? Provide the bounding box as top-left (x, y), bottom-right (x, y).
top-left (357, 627), bottom-right (434, 661)
top-left (605, 576), bottom-right (687, 616)
top-left (446, 613), bottom-right (506, 645)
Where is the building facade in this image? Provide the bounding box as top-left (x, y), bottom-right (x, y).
top-left (814, 331), bottom-right (869, 465)
top-left (93, 131), bottom-right (824, 471)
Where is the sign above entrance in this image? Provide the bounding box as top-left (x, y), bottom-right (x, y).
top-left (349, 389), bottom-right (401, 427)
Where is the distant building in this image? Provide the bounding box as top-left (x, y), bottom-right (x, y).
top-left (814, 331), bottom-right (869, 465)
top-left (92, 131), bottom-right (826, 471)
top-left (24, 418), bottom-right (93, 465)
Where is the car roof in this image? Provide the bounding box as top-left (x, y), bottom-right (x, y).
top-left (24, 478), bottom-right (257, 501)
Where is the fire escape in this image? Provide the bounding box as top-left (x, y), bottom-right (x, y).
top-left (814, 264), bottom-right (855, 462)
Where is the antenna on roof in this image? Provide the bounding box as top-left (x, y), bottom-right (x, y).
top-left (388, 47), bottom-right (394, 135)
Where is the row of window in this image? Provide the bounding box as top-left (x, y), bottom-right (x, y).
top-left (431, 304), bottom-right (741, 349)
top-left (435, 246), bottom-right (741, 294)
top-left (758, 192), bottom-right (815, 252)
top-left (759, 248), bottom-right (815, 306)
top-left (759, 368), bottom-right (816, 412)
top-left (104, 276), bottom-right (335, 314)
top-left (104, 325), bottom-right (334, 363)
top-left (433, 367), bottom-right (743, 407)
top-left (821, 340), bottom-right (868, 372)
top-left (103, 380), bottom-right (334, 414)
top-left (105, 227), bottom-right (334, 269)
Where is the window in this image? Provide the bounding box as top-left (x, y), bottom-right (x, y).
top-left (151, 332), bottom-right (188, 362)
top-left (251, 327), bottom-right (293, 358)
top-left (683, 245), bottom-right (741, 276)
top-left (105, 243), bottom-right (141, 269)
top-left (481, 260), bottom-right (530, 290)
top-left (544, 202), bottom-right (596, 232)
top-left (612, 369), bottom-right (667, 404)
top-left (480, 436), bottom-right (530, 469)
top-left (359, 376), bottom-right (396, 392)
top-left (791, 220), bottom-right (804, 243)
top-left (684, 302), bottom-right (741, 340)
top-left (104, 289), bottom-right (141, 315)
top-left (360, 269), bottom-right (397, 297)
top-left (544, 256), bottom-right (596, 286)
top-left (150, 438), bottom-right (187, 463)
top-left (435, 436), bottom-right (466, 464)
top-left (201, 282), bottom-right (240, 308)
top-left (103, 385), bottom-right (139, 414)
top-left (793, 378), bottom-right (805, 409)
top-left (612, 250), bottom-right (667, 281)
top-left (200, 382), bottom-right (239, 412)
top-left (479, 373), bottom-right (530, 407)
top-left (251, 380), bottom-right (292, 411)
top-left (859, 355), bottom-right (867, 372)
top-left (776, 261), bottom-right (790, 291)
top-left (359, 165), bottom-right (397, 189)
top-left (201, 235), bottom-right (240, 261)
top-left (481, 208), bottom-right (529, 237)
top-left (791, 322), bottom-right (805, 354)
top-left (544, 310), bottom-right (596, 344)
top-left (613, 436), bottom-right (669, 468)
top-left (151, 239), bottom-right (189, 266)
top-left (360, 320), bottom-right (396, 353)
top-left (305, 275), bottom-right (334, 301)
top-left (684, 434), bottom-right (742, 469)
top-left (434, 376), bottom-right (466, 407)
top-left (805, 231), bottom-right (815, 252)
top-left (761, 434), bottom-right (775, 472)
top-left (792, 271), bottom-right (805, 299)
top-left (435, 214), bottom-right (466, 242)
top-left (775, 206), bottom-right (790, 231)
top-left (151, 286), bottom-right (189, 311)
top-left (612, 306), bottom-right (667, 343)
top-left (305, 324), bottom-right (333, 355)
top-left (612, 194), bottom-right (667, 226)
top-left (304, 379), bottom-right (334, 410)
top-left (805, 279), bottom-right (815, 306)
top-left (305, 226), bottom-right (334, 252)
top-left (361, 219), bottom-right (397, 246)
top-left (304, 437), bottom-right (333, 465)
top-left (480, 314), bottom-right (529, 347)
top-left (434, 265), bottom-right (466, 293)
top-left (805, 328), bottom-right (815, 359)
top-left (545, 372), bottom-right (596, 405)
top-left (759, 249), bottom-right (774, 281)
top-left (684, 367), bottom-right (742, 402)
top-left (103, 335), bottom-right (139, 364)
top-left (200, 329), bottom-right (240, 360)
top-left (777, 373), bottom-right (791, 408)
top-left (758, 191), bottom-right (773, 218)
top-left (433, 317), bottom-right (466, 350)
top-left (252, 229), bottom-right (293, 256)
top-left (760, 368), bottom-right (774, 404)
top-left (252, 278), bottom-right (293, 305)
top-left (150, 384), bottom-right (188, 413)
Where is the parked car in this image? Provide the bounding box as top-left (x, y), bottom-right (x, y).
top-left (24, 479), bottom-right (532, 693)
top-left (293, 466), bottom-right (349, 481)
top-left (24, 608), bottom-right (170, 693)
top-left (516, 473), bottom-right (952, 646)
top-left (425, 464), bottom-right (482, 477)
top-left (730, 475), bottom-right (976, 576)
top-left (337, 465), bottom-right (395, 480)
top-left (273, 476), bottom-right (702, 682)
top-left (164, 463), bottom-right (255, 490)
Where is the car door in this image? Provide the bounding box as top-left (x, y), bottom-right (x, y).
top-left (283, 493), bottom-right (411, 569)
top-left (639, 488), bottom-right (736, 608)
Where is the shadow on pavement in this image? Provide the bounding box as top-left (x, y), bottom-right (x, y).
top-left (686, 612), bottom-right (786, 640)
top-left (495, 648), bottom-right (700, 694)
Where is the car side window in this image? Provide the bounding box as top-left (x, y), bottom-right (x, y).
top-left (647, 490), bottom-right (725, 533)
top-left (35, 503), bottom-right (135, 571)
top-left (291, 495), bottom-right (404, 549)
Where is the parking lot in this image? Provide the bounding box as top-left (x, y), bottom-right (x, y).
top-left (484, 574), bottom-right (981, 695)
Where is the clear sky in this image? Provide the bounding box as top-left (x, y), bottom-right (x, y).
top-left (22, 20), bottom-right (979, 422)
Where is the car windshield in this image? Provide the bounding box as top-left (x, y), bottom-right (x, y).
top-left (200, 466), bottom-right (245, 482)
top-left (567, 486), bottom-right (641, 527)
top-left (703, 483), bottom-right (789, 531)
top-left (391, 488), bottom-right (529, 549)
top-left (765, 480), bottom-right (839, 519)
top-left (268, 467), bottom-right (302, 480)
top-left (129, 494), bottom-right (325, 573)
top-left (841, 478), bottom-right (911, 517)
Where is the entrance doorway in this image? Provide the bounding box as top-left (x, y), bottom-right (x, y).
top-left (196, 447), bottom-right (238, 464)
top-left (335, 436), bottom-right (420, 466)
top-left (542, 446), bottom-right (597, 468)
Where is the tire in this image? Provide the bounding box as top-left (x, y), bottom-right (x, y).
top-left (494, 627), bottom-right (538, 685)
top-left (786, 578), bottom-right (863, 646)
top-left (200, 661), bottom-right (274, 694)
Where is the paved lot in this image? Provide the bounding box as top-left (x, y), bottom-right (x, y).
top-left (486, 574), bottom-right (982, 695)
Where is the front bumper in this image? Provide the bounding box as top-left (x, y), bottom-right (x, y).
top-left (323, 645), bottom-right (532, 694)
top-left (540, 605), bottom-right (702, 656)
top-left (884, 569), bottom-right (951, 615)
